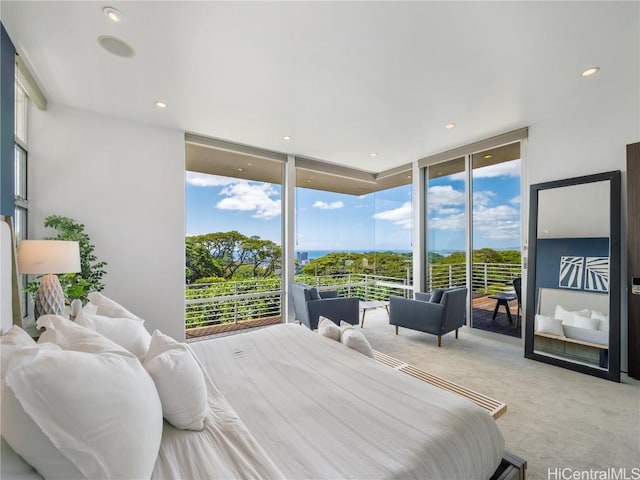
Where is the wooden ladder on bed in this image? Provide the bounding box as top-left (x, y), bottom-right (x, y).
top-left (373, 350), bottom-right (507, 420)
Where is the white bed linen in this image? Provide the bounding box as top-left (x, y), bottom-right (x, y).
top-left (190, 324), bottom-right (505, 480)
top-left (152, 364), bottom-right (283, 479)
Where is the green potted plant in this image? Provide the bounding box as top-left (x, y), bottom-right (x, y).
top-left (27, 215), bottom-right (107, 304)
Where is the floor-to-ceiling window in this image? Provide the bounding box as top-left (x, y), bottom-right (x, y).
top-left (295, 171), bottom-right (413, 301)
top-left (426, 157), bottom-right (467, 292)
top-left (470, 144), bottom-right (522, 337)
top-left (183, 136), bottom-right (285, 334)
top-left (422, 129), bottom-right (527, 338)
top-left (14, 80), bottom-right (29, 316)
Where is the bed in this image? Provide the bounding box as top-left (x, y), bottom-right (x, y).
top-left (1, 218), bottom-right (520, 480)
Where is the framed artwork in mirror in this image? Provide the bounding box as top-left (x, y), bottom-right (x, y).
top-left (525, 171), bottom-right (621, 382)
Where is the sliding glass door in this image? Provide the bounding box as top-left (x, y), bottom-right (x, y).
top-left (424, 140), bottom-right (523, 337)
top-left (426, 157), bottom-right (467, 293)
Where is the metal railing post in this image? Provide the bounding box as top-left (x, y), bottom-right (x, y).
top-left (484, 263), bottom-right (488, 292)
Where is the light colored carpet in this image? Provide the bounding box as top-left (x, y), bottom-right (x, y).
top-left (358, 309), bottom-right (640, 480)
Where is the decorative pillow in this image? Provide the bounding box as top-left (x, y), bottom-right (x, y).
top-left (74, 308), bottom-right (151, 359)
top-left (535, 314), bottom-right (565, 336)
top-left (340, 328), bottom-right (374, 358)
top-left (87, 291), bottom-right (140, 319)
top-left (37, 314), bottom-right (135, 355)
top-left (554, 305), bottom-right (590, 325)
top-left (591, 310), bottom-right (610, 331)
top-left (143, 330), bottom-right (208, 431)
top-left (429, 288), bottom-right (446, 303)
top-left (1, 325), bottom-right (60, 379)
top-left (317, 316), bottom-right (340, 341)
top-left (571, 314), bottom-right (601, 330)
top-left (339, 320), bottom-right (354, 339)
top-left (308, 287), bottom-right (321, 301)
top-left (2, 333), bottom-right (163, 480)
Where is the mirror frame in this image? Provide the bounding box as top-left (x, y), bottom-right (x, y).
top-left (525, 170), bottom-right (621, 382)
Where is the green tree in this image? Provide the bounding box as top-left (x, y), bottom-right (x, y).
top-left (187, 231), bottom-right (281, 280)
top-left (185, 238), bottom-right (222, 283)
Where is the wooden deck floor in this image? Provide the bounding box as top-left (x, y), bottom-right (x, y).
top-left (472, 294), bottom-right (521, 338)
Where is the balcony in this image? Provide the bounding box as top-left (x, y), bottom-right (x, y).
top-left (185, 263), bottom-right (521, 339)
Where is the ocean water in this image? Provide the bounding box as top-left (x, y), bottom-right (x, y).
top-left (296, 248), bottom-right (520, 260)
top-left (297, 249), bottom-right (412, 260)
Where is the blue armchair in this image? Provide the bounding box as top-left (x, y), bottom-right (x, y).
top-left (389, 287), bottom-right (467, 347)
top-left (291, 283), bottom-right (359, 330)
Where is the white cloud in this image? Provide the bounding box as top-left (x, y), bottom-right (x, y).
top-left (473, 190), bottom-right (496, 207)
top-left (437, 207), bottom-right (462, 215)
top-left (217, 182), bottom-right (281, 219)
top-left (473, 205), bottom-right (520, 240)
top-left (449, 159), bottom-right (521, 181)
top-left (429, 212), bottom-right (465, 231)
top-left (373, 202), bottom-right (412, 229)
top-left (427, 185), bottom-right (465, 210)
top-left (186, 171), bottom-right (238, 187)
top-left (313, 200), bottom-right (344, 210)
top-left (510, 195), bottom-right (521, 205)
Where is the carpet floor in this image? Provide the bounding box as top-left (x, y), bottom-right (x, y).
top-left (357, 309), bottom-right (640, 480)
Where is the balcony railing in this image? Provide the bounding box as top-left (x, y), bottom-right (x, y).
top-left (428, 262), bottom-right (521, 295)
top-left (185, 263), bottom-right (521, 329)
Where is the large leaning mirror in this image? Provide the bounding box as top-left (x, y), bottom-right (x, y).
top-left (525, 171), bottom-right (621, 382)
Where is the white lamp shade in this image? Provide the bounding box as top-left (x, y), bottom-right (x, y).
top-left (18, 240), bottom-right (81, 275)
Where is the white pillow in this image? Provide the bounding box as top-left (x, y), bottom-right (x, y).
top-left (87, 291), bottom-right (140, 319)
top-left (143, 330), bottom-right (208, 431)
top-left (535, 314), bottom-right (565, 336)
top-left (75, 308), bottom-right (151, 359)
top-left (318, 316), bottom-right (340, 341)
top-left (591, 310), bottom-right (610, 332)
top-left (339, 320), bottom-right (354, 339)
top-left (340, 328), bottom-right (374, 358)
top-left (37, 314), bottom-right (132, 355)
top-left (1, 325), bottom-right (60, 379)
top-left (555, 305), bottom-right (590, 326)
top-left (2, 333), bottom-right (163, 480)
top-left (571, 314), bottom-right (601, 330)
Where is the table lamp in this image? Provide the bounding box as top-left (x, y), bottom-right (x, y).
top-left (17, 240), bottom-right (81, 319)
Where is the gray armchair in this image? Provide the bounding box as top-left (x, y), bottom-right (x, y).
top-left (291, 283), bottom-right (359, 330)
top-left (389, 287), bottom-right (467, 347)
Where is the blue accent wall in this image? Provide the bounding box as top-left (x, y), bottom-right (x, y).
top-left (535, 237), bottom-right (610, 306)
top-left (1, 23), bottom-right (16, 217)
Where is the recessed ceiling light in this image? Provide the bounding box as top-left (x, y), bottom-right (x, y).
top-left (283, 135), bottom-right (292, 140)
top-left (483, 154), bottom-right (493, 159)
top-left (237, 168), bottom-right (244, 172)
top-left (103, 6), bottom-right (123, 22)
top-left (247, 163), bottom-right (253, 167)
top-left (581, 67), bottom-right (600, 77)
top-left (405, 175), bottom-right (412, 179)
top-left (154, 101), bottom-right (167, 109)
top-left (370, 153), bottom-right (378, 157)
top-left (98, 35), bottom-right (135, 58)
top-left (445, 123), bottom-right (456, 129)
top-left (306, 179), bottom-right (312, 183)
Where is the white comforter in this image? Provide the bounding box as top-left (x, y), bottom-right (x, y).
top-left (188, 324), bottom-right (505, 480)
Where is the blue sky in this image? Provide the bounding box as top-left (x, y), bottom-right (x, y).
top-left (186, 158), bottom-right (521, 252)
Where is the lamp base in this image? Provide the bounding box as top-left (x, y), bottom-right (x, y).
top-left (34, 274), bottom-right (66, 319)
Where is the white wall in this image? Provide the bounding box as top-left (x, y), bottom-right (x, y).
top-left (527, 91), bottom-right (639, 373)
top-left (29, 104), bottom-right (186, 340)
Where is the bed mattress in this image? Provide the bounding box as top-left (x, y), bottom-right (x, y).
top-left (189, 323), bottom-right (504, 479)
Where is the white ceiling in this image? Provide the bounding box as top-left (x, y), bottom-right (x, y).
top-left (2, 1), bottom-right (638, 173)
